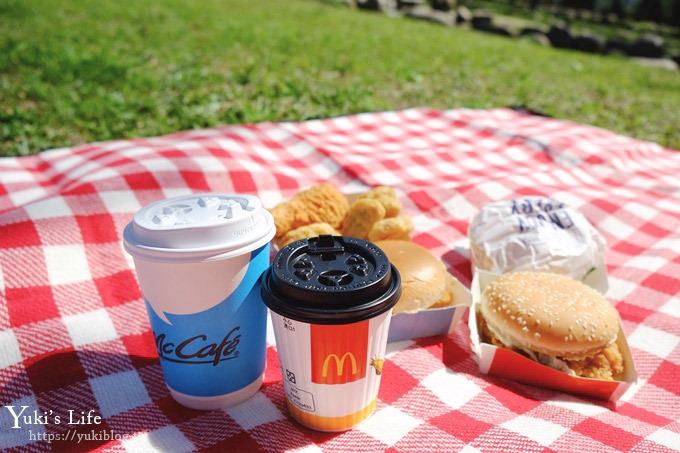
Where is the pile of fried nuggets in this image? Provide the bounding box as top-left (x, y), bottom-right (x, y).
top-left (270, 184), bottom-right (414, 248)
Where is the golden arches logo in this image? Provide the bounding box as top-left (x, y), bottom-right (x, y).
top-left (321, 352), bottom-right (358, 378)
top-left (311, 322), bottom-right (368, 384)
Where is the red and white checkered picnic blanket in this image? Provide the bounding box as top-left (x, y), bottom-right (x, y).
top-left (1, 108), bottom-right (679, 452)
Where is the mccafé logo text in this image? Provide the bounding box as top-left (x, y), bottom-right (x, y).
top-left (311, 321), bottom-right (368, 385)
top-left (156, 327), bottom-right (241, 366)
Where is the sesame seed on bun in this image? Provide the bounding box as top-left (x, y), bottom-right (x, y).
top-left (480, 271), bottom-right (620, 360)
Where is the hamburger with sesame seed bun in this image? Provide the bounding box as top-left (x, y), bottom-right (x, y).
top-left (478, 271), bottom-right (624, 381)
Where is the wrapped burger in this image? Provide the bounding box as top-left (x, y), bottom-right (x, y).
top-left (468, 196), bottom-right (608, 292)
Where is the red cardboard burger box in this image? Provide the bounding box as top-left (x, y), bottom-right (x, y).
top-left (468, 269), bottom-right (637, 402)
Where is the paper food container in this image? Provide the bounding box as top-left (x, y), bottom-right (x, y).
top-left (388, 276), bottom-right (471, 343)
top-left (468, 270), bottom-right (637, 402)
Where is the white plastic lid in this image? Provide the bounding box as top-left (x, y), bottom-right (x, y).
top-left (124, 193), bottom-right (275, 262)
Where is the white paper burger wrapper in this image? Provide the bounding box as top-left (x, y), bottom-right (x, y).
top-left (469, 197), bottom-right (609, 293)
top-left (271, 310), bottom-right (392, 431)
top-left (468, 270), bottom-right (637, 402)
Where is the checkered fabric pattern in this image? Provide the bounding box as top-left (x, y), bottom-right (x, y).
top-left (1, 108), bottom-right (679, 452)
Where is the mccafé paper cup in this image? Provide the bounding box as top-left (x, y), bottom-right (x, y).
top-left (262, 235), bottom-right (401, 431)
top-left (124, 193), bottom-right (275, 410)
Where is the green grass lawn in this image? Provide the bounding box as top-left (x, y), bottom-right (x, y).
top-left (1, 0), bottom-right (679, 156)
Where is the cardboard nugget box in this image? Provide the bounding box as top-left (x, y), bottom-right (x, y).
top-left (468, 270), bottom-right (637, 401)
top-left (388, 275), bottom-right (471, 343)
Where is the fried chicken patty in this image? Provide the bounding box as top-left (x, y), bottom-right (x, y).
top-left (565, 344), bottom-right (624, 381)
top-left (478, 314), bottom-right (624, 381)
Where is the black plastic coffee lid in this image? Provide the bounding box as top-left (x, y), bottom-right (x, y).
top-left (261, 235), bottom-right (401, 324)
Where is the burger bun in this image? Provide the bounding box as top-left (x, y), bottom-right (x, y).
top-left (481, 271), bottom-right (620, 360)
top-left (375, 240), bottom-right (455, 314)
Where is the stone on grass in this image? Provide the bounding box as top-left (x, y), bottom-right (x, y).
top-left (397, 0), bottom-right (424, 7)
top-left (547, 25), bottom-right (574, 49)
top-left (356, 0), bottom-right (381, 10)
top-left (629, 34), bottom-right (665, 58)
top-left (606, 36), bottom-right (632, 55)
top-left (470, 14), bottom-right (514, 37)
top-left (471, 14), bottom-right (493, 31)
top-left (405, 6), bottom-right (456, 26)
top-left (486, 25), bottom-right (513, 37)
top-left (520, 32), bottom-right (550, 46)
top-left (632, 58), bottom-right (678, 71)
top-left (519, 27), bottom-right (545, 36)
top-left (430, 0), bottom-right (452, 11)
top-left (574, 33), bottom-right (605, 53)
top-left (455, 5), bottom-right (472, 23)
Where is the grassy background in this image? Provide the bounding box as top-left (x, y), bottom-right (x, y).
top-left (1, 0), bottom-right (679, 156)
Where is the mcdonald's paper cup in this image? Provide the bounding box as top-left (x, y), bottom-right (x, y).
top-left (124, 193), bottom-right (275, 410)
top-left (261, 236), bottom-right (401, 431)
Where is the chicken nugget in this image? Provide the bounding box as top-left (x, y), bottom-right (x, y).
top-left (270, 184), bottom-right (349, 237)
top-left (368, 215), bottom-right (414, 241)
top-left (358, 186), bottom-right (401, 218)
top-left (276, 222), bottom-right (340, 248)
top-left (341, 198), bottom-right (386, 239)
top-left (271, 204), bottom-right (296, 238)
top-left (292, 183), bottom-right (349, 229)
